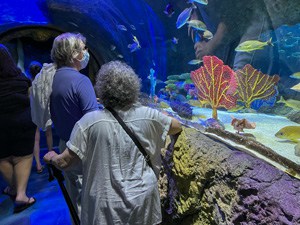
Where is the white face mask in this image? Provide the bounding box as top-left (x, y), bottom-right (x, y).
top-left (79, 50), bottom-right (90, 70)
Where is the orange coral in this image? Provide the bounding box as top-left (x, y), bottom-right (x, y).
top-left (191, 56), bottom-right (238, 119)
top-left (235, 64), bottom-right (280, 108)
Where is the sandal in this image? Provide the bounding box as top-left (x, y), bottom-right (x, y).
top-left (14, 197), bottom-right (36, 213)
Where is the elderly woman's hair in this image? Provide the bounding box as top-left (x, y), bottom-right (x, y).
top-left (95, 61), bottom-right (141, 109)
top-left (0, 44), bottom-right (22, 78)
top-left (51, 33), bottom-right (86, 68)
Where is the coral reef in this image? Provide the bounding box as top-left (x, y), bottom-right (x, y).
top-left (160, 127), bottom-right (300, 225)
top-left (191, 56), bottom-right (238, 119)
top-left (235, 64), bottom-right (280, 109)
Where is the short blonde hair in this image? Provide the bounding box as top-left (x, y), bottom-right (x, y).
top-left (51, 33), bottom-right (86, 68)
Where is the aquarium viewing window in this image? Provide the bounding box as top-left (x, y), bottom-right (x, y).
top-left (0, 0), bottom-right (299, 177)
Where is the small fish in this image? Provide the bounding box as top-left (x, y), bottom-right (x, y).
top-left (186, 20), bottom-right (207, 31)
top-left (110, 45), bottom-right (116, 51)
top-left (283, 42), bottom-right (297, 48)
top-left (164, 3), bottom-right (175, 17)
top-left (130, 25), bottom-right (136, 30)
top-left (176, 6), bottom-right (196, 29)
top-left (275, 126), bottom-right (300, 143)
top-left (117, 54), bottom-right (123, 59)
top-left (193, 31), bottom-right (202, 43)
top-left (128, 43), bottom-right (140, 52)
top-left (116, 24), bottom-right (127, 31)
top-left (128, 35), bottom-right (141, 52)
top-left (291, 83), bottom-right (300, 92)
top-left (203, 30), bottom-right (213, 40)
top-left (292, 52), bottom-right (300, 58)
top-left (235, 38), bottom-right (273, 52)
top-left (277, 96), bottom-right (300, 110)
top-left (187, 0), bottom-right (208, 5)
top-left (133, 35), bottom-right (139, 44)
top-left (290, 72), bottom-right (300, 79)
top-left (156, 79), bottom-right (164, 84)
top-left (188, 59), bottom-right (203, 65)
top-left (171, 37), bottom-right (179, 44)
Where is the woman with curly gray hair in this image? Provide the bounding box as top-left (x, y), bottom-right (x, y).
top-left (44, 60), bottom-right (182, 225)
top-left (94, 60), bottom-right (140, 109)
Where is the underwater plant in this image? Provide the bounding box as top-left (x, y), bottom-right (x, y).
top-left (235, 64), bottom-right (280, 109)
top-left (191, 55), bottom-right (238, 119)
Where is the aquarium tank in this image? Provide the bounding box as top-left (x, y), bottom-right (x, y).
top-left (0, 0), bottom-right (300, 224)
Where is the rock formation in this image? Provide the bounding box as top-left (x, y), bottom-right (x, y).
top-left (160, 127), bottom-right (300, 224)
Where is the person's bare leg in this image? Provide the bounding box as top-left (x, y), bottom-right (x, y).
top-left (0, 157), bottom-right (15, 193)
top-left (12, 154), bottom-right (34, 203)
top-left (33, 128), bottom-right (42, 171)
top-left (45, 126), bottom-right (53, 151)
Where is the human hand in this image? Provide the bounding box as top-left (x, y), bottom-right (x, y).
top-left (194, 41), bottom-right (214, 59)
top-left (43, 151), bottom-right (58, 164)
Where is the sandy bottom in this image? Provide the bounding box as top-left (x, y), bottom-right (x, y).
top-left (192, 107), bottom-right (300, 165)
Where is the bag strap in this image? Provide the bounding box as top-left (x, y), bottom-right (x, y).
top-left (106, 107), bottom-right (154, 170)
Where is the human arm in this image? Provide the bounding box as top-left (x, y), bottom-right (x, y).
top-left (168, 118), bottom-right (182, 135)
top-left (43, 149), bottom-right (80, 170)
top-left (194, 22), bottom-right (227, 59)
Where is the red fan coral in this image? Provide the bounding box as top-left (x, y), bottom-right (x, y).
top-left (191, 56), bottom-right (238, 119)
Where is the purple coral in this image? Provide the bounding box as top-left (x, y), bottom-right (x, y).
top-left (170, 101), bottom-right (193, 119)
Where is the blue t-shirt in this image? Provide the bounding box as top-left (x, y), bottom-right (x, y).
top-left (50, 67), bottom-right (99, 141)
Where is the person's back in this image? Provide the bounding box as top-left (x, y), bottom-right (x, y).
top-left (50, 67), bottom-right (97, 141)
top-left (29, 60), bottom-right (53, 173)
top-left (0, 44), bottom-right (36, 213)
top-left (68, 61), bottom-right (181, 225)
top-left (69, 105), bottom-right (172, 225)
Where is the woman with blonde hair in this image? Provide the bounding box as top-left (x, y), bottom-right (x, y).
top-left (48, 32), bottom-right (99, 221)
